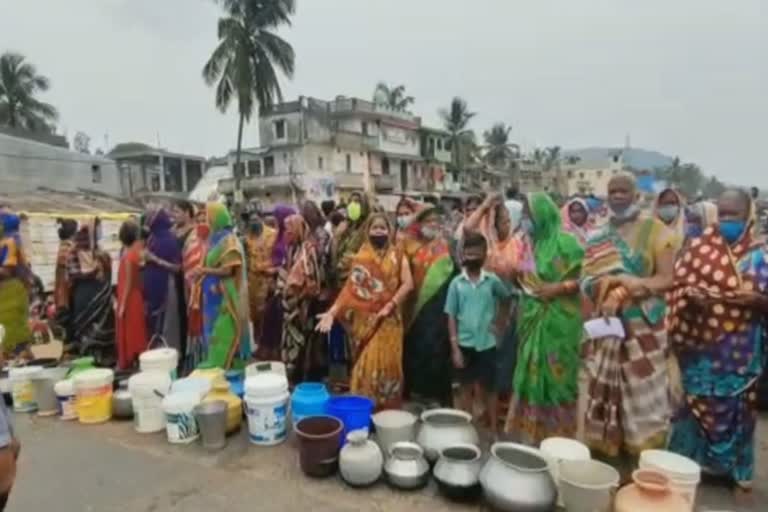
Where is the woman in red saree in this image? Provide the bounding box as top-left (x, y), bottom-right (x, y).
top-left (116, 221), bottom-right (147, 369)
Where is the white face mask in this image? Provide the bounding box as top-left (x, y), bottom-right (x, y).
top-left (657, 205), bottom-right (680, 223)
top-left (610, 203), bottom-right (639, 221)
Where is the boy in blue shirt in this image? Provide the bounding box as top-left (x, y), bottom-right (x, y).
top-left (445, 231), bottom-right (512, 433)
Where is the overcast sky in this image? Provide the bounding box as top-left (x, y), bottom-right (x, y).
top-left (2, 0), bottom-right (766, 184)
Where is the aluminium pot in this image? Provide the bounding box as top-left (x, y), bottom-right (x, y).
top-left (416, 408), bottom-right (479, 463)
top-left (433, 444), bottom-right (483, 502)
top-left (479, 442), bottom-right (558, 512)
top-left (384, 442), bottom-right (430, 490)
top-left (372, 409), bottom-right (417, 455)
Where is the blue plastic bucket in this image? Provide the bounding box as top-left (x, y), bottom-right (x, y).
top-left (291, 382), bottom-right (330, 425)
top-left (326, 395), bottom-right (374, 442)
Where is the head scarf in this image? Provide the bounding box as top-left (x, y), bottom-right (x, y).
top-left (668, 195), bottom-right (759, 347)
top-left (267, 204), bottom-right (296, 267)
top-left (285, 214), bottom-right (309, 246)
top-left (686, 201), bottom-right (718, 236)
top-left (146, 207), bottom-right (181, 264)
top-left (560, 198), bottom-right (592, 244)
top-left (653, 188), bottom-right (686, 240)
top-left (74, 219), bottom-right (97, 251)
top-left (525, 192), bottom-right (584, 284)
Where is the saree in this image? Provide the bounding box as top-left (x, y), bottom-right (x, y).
top-left (116, 241), bottom-right (147, 369)
top-left (561, 198), bottom-right (594, 246)
top-left (144, 208), bottom-right (182, 350)
top-left (201, 203), bottom-right (251, 369)
top-left (654, 188), bottom-right (686, 242)
top-left (401, 209), bottom-right (455, 405)
top-left (667, 215), bottom-right (766, 487)
top-left (334, 195), bottom-right (371, 288)
top-left (280, 215), bottom-right (327, 382)
top-left (181, 227), bottom-right (207, 373)
top-left (245, 224), bottom-right (277, 345)
top-left (580, 214), bottom-right (680, 456)
top-left (0, 214), bottom-right (31, 355)
top-left (505, 193), bottom-right (584, 444)
top-left (336, 235), bottom-right (404, 409)
top-left (258, 205), bottom-right (295, 360)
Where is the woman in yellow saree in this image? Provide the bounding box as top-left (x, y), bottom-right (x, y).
top-left (317, 213), bottom-right (413, 409)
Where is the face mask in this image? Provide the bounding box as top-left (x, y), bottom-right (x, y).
top-left (420, 226), bottom-right (439, 240)
top-left (196, 224), bottom-right (210, 240)
top-left (369, 234), bottom-right (388, 249)
top-left (657, 205), bottom-right (680, 224)
top-left (719, 220), bottom-right (746, 243)
top-left (610, 203), bottom-right (639, 220)
top-left (347, 201), bottom-right (362, 222)
top-left (463, 259), bottom-right (483, 272)
top-left (397, 216), bottom-right (410, 229)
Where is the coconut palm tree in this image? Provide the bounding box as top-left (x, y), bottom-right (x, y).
top-left (0, 52), bottom-right (58, 132)
top-left (203, 0), bottom-right (296, 188)
top-left (482, 122), bottom-right (520, 168)
top-left (372, 82), bottom-right (414, 110)
top-left (440, 97), bottom-right (477, 173)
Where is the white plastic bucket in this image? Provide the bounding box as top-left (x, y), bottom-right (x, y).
top-left (162, 391), bottom-right (201, 444)
top-left (54, 379), bottom-right (77, 420)
top-left (10, 366), bottom-right (43, 412)
top-left (128, 370), bottom-right (172, 433)
top-left (539, 437), bottom-right (591, 507)
top-left (639, 449), bottom-right (700, 510)
top-left (73, 369), bottom-right (114, 424)
top-left (245, 361), bottom-right (287, 380)
top-left (170, 377), bottom-right (212, 400)
top-left (139, 348), bottom-right (178, 380)
top-left (558, 459), bottom-right (620, 512)
top-left (244, 372), bottom-right (289, 446)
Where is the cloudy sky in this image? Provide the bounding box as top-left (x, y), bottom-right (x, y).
top-left (2, 0), bottom-right (766, 184)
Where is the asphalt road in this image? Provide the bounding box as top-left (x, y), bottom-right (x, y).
top-left (5, 413), bottom-right (767, 511)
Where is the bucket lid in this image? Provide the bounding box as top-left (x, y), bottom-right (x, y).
top-left (639, 450), bottom-right (701, 480)
top-left (245, 372), bottom-right (288, 396)
top-left (162, 391), bottom-right (201, 410)
top-left (73, 368), bottom-right (114, 385)
top-left (139, 348), bottom-right (178, 363)
top-left (9, 366), bottom-right (44, 377)
top-left (171, 377), bottom-right (212, 397)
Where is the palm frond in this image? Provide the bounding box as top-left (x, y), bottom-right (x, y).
top-left (253, 29), bottom-right (295, 78)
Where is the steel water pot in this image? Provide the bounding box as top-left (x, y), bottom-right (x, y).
top-left (416, 408), bottom-right (479, 463)
top-left (433, 444), bottom-right (483, 502)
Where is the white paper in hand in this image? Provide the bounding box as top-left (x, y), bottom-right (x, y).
top-left (583, 317), bottom-right (626, 340)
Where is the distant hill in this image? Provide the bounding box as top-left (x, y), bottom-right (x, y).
top-left (564, 147), bottom-right (674, 171)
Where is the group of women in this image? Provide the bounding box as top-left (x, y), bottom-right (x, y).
top-left (4, 175), bottom-right (763, 495)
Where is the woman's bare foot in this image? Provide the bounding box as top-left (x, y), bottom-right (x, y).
top-left (734, 484), bottom-right (754, 507)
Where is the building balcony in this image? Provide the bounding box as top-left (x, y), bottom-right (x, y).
top-left (333, 130), bottom-right (380, 151)
top-left (329, 97), bottom-right (419, 126)
top-left (218, 174), bottom-right (299, 194)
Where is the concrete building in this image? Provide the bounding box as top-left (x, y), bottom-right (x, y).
top-left (0, 130), bottom-right (120, 195)
top-left (218, 96), bottom-right (457, 204)
top-left (108, 143), bottom-right (206, 199)
top-left (516, 160), bottom-right (558, 194)
top-left (560, 152), bottom-right (625, 197)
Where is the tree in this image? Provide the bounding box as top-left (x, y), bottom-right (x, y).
top-left (203, 0), bottom-right (296, 191)
top-left (372, 82), bottom-right (414, 110)
top-left (0, 52), bottom-right (58, 131)
top-left (482, 122), bottom-right (519, 168)
top-left (544, 145), bottom-right (561, 171)
top-left (655, 157), bottom-right (705, 199)
top-left (440, 97), bottom-right (477, 172)
top-left (73, 131), bottom-right (91, 154)
top-left (702, 176), bottom-right (726, 199)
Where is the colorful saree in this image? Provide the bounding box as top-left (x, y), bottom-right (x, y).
top-left (667, 213), bottom-right (766, 488)
top-left (505, 193), bottom-right (584, 444)
top-left (402, 208), bottom-right (455, 404)
top-left (580, 215), bottom-right (679, 456)
top-left (181, 226), bottom-right (207, 372)
top-left (245, 224), bottom-right (277, 345)
top-left (0, 214), bottom-right (31, 355)
top-left (336, 228), bottom-right (404, 409)
top-left (144, 208), bottom-right (182, 350)
top-left (201, 203), bottom-right (250, 369)
top-left (561, 198), bottom-right (594, 246)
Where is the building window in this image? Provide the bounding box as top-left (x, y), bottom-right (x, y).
top-left (274, 119), bottom-right (286, 139)
top-left (264, 156), bottom-right (275, 176)
top-left (437, 139), bottom-right (443, 151)
top-left (362, 122), bottom-right (369, 136)
top-left (247, 160), bottom-right (261, 177)
top-left (91, 164), bottom-right (102, 183)
top-left (283, 152), bottom-right (288, 162)
top-left (579, 172), bottom-right (585, 179)
top-left (382, 158), bottom-right (390, 175)
top-left (346, 154), bottom-right (352, 172)
top-left (318, 157), bottom-right (323, 170)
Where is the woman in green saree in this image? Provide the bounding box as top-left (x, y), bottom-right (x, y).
top-left (505, 192), bottom-right (584, 444)
top-left (198, 202), bottom-right (251, 369)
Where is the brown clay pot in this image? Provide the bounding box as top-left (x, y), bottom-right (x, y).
top-left (294, 416), bottom-right (343, 478)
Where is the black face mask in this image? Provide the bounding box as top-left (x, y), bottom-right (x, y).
top-left (462, 259), bottom-right (483, 272)
top-left (369, 234), bottom-right (389, 249)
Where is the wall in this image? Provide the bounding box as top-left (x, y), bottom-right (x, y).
top-left (258, 111), bottom-right (303, 146)
top-left (0, 133), bottom-right (121, 194)
top-left (377, 124), bottom-right (420, 157)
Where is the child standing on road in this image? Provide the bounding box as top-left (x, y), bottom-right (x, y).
top-left (445, 232), bottom-right (513, 433)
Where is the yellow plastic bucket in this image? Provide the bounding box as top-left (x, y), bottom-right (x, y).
top-left (73, 369), bottom-right (114, 424)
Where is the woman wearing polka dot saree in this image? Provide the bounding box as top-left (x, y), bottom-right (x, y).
top-left (667, 189), bottom-right (768, 493)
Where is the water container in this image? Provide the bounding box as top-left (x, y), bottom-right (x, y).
top-left (9, 366), bottom-right (43, 412)
top-left (54, 379), bottom-right (77, 420)
top-left (162, 391), bottom-right (202, 444)
top-left (73, 369), bottom-right (114, 424)
top-left (539, 437), bottom-right (591, 508)
top-left (128, 370), bottom-right (172, 433)
top-left (244, 372), bottom-right (289, 445)
top-left (291, 382), bottom-right (330, 425)
top-left (639, 449), bottom-right (701, 511)
top-left (327, 395), bottom-right (374, 442)
top-left (66, 357), bottom-right (95, 379)
top-left (170, 377), bottom-right (212, 400)
top-left (139, 348), bottom-right (179, 380)
top-left (31, 367), bottom-right (68, 416)
top-left (245, 361), bottom-right (287, 379)
top-left (225, 369), bottom-right (245, 399)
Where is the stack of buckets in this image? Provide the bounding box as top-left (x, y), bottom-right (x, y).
top-left (126, 347), bottom-right (179, 433)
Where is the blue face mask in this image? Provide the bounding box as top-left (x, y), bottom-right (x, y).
top-left (719, 220), bottom-right (746, 243)
top-left (657, 205), bottom-right (680, 224)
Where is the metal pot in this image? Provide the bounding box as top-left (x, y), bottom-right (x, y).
top-left (372, 409), bottom-right (417, 455)
top-left (111, 381), bottom-right (134, 420)
top-left (433, 444), bottom-right (483, 502)
top-left (194, 400), bottom-right (228, 450)
top-left (384, 442), bottom-right (430, 490)
top-left (416, 408), bottom-right (479, 463)
top-left (479, 442), bottom-right (558, 512)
